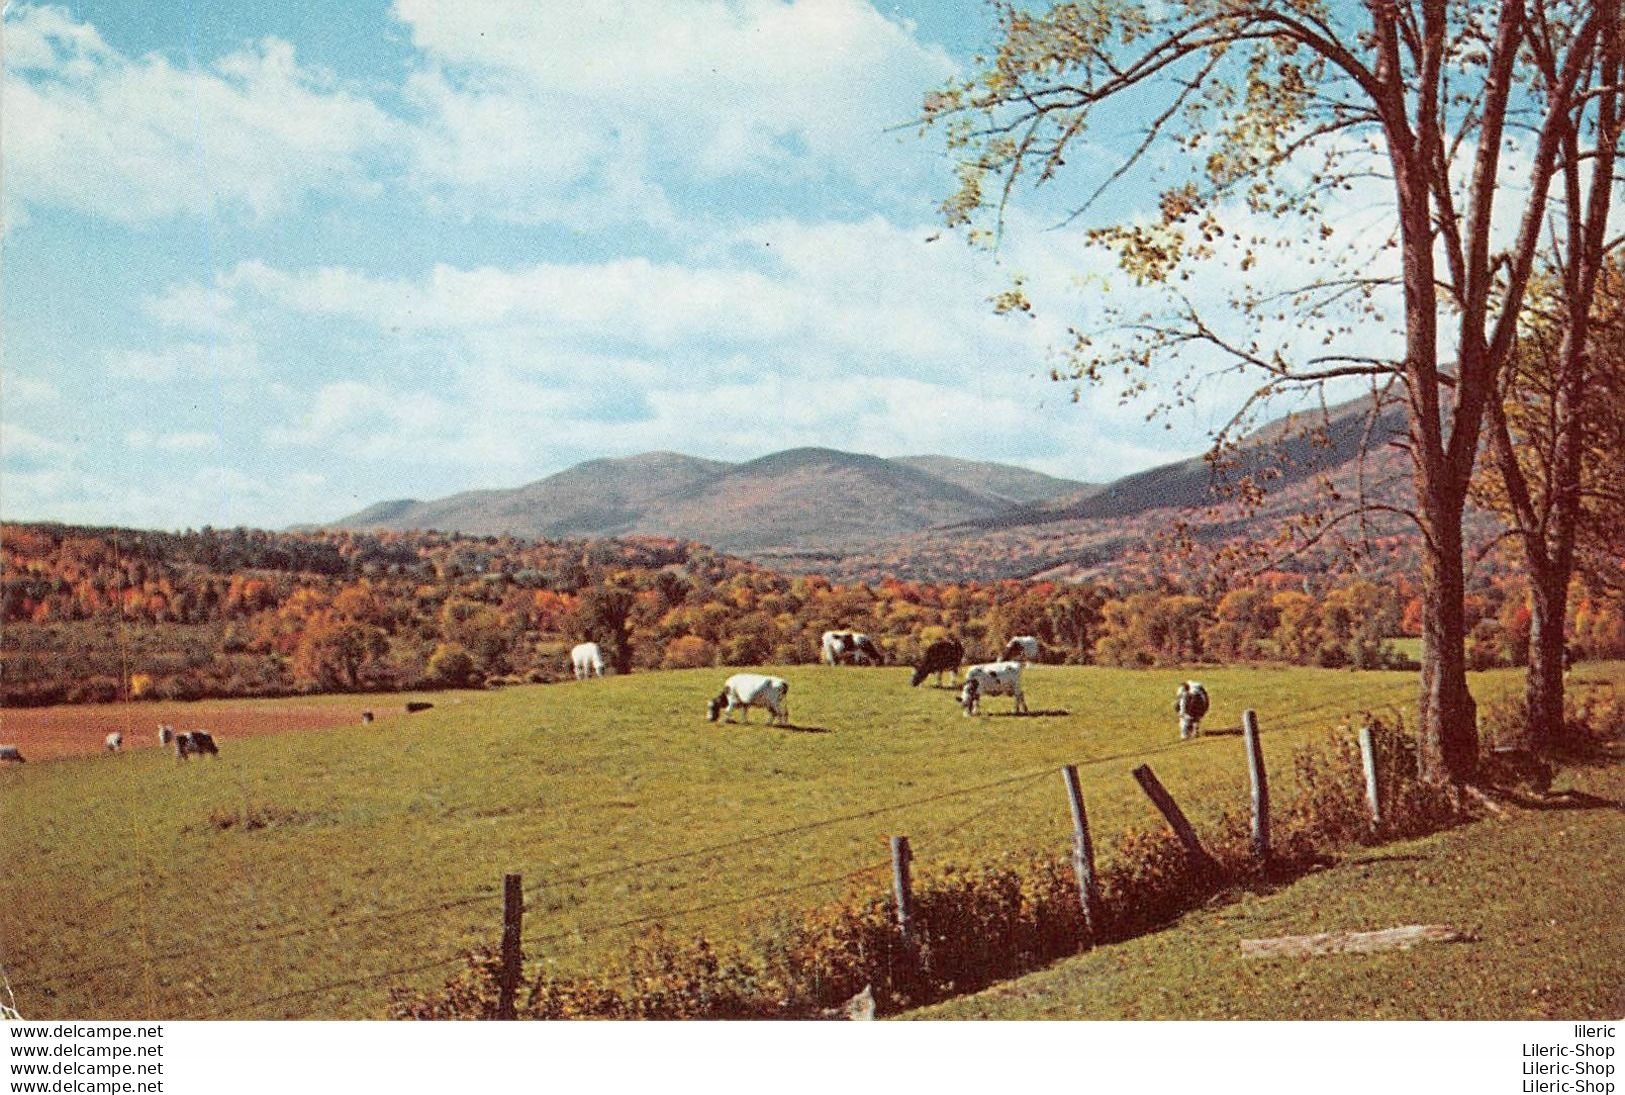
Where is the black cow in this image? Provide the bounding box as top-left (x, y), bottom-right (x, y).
top-left (1175, 682), bottom-right (1210, 739)
top-left (910, 639), bottom-right (964, 688)
top-left (176, 730), bottom-right (219, 760)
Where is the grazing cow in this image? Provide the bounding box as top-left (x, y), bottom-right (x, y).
top-left (821, 630), bottom-right (882, 667)
top-left (571, 641), bottom-right (606, 680)
top-left (158, 724), bottom-right (177, 747)
top-left (706, 674), bottom-right (791, 726)
top-left (911, 638), bottom-right (964, 688)
top-left (1001, 636), bottom-right (1041, 663)
top-left (405, 701), bottom-right (434, 714)
top-left (175, 730), bottom-right (219, 760)
top-left (361, 710), bottom-right (375, 724)
top-left (1175, 681), bottom-right (1210, 740)
top-left (0, 745), bottom-right (24, 764)
top-left (104, 732), bottom-right (123, 753)
top-left (960, 661), bottom-right (1027, 716)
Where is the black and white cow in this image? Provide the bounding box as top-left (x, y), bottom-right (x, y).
top-left (1175, 681), bottom-right (1210, 739)
top-left (0, 745), bottom-right (24, 763)
top-left (104, 732), bottom-right (123, 753)
top-left (910, 638), bottom-right (964, 688)
top-left (821, 630), bottom-right (882, 666)
top-left (158, 724), bottom-right (177, 747)
top-left (960, 661), bottom-right (1028, 716)
top-left (1001, 636), bottom-right (1041, 663)
top-left (706, 674), bottom-right (791, 726)
top-left (175, 730), bottom-right (220, 760)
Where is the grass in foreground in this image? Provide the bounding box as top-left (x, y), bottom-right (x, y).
top-left (908, 744), bottom-right (1625, 1019)
top-left (2, 663), bottom-right (1613, 1019)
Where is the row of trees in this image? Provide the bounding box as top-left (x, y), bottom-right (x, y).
top-left (4, 522), bottom-right (1621, 706)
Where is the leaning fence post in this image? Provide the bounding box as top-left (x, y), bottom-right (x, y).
top-left (497, 872), bottom-right (523, 1021)
top-left (1358, 725), bottom-right (1383, 830)
top-left (1131, 764), bottom-right (1221, 876)
top-left (1242, 710), bottom-right (1270, 864)
top-left (889, 836), bottom-right (914, 944)
top-left (1061, 765), bottom-right (1103, 946)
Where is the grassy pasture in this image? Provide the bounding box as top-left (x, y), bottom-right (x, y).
top-left (910, 743), bottom-right (1625, 1020)
top-left (0, 691), bottom-right (473, 761)
top-left (0, 663), bottom-right (1609, 1019)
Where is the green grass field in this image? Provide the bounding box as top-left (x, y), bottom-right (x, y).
top-left (910, 748), bottom-right (1625, 1020)
top-left (2, 662), bottom-right (1619, 1019)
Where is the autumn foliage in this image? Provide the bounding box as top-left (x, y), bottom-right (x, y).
top-left (4, 521), bottom-right (1623, 707)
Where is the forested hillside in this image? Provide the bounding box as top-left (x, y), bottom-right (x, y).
top-left (5, 521), bottom-right (1622, 707)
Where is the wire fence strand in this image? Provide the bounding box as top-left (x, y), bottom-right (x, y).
top-left (201, 952), bottom-right (470, 1020)
top-left (532, 859), bottom-right (893, 952)
top-left (521, 764), bottom-right (1063, 897)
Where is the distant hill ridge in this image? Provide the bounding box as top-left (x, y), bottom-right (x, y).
top-left (327, 397), bottom-right (1403, 571)
top-left (328, 447), bottom-right (1091, 553)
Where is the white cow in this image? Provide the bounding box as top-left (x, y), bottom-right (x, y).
top-left (571, 642), bottom-right (606, 680)
top-left (104, 732), bottom-right (123, 753)
top-left (960, 661), bottom-right (1028, 716)
top-left (821, 630), bottom-right (882, 666)
top-left (1001, 636), bottom-right (1041, 663)
top-left (706, 674), bottom-right (791, 726)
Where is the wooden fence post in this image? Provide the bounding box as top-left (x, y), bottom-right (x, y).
top-left (1242, 710), bottom-right (1270, 864)
top-left (890, 836), bottom-right (914, 944)
top-left (1061, 765), bottom-right (1104, 945)
top-left (1131, 764), bottom-right (1222, 875)
top-left (1358, 725), bottom-right (1383, 830)
top-left (497, 872), bottom-right (523, 1021)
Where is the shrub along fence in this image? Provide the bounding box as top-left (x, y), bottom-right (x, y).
top-left (386, 713), bottom-right (1463, 1020)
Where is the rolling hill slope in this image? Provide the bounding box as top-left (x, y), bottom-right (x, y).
top-left (328, 448), bottom-right (1081, 552)
top-left (893, 455), bottom-right (1095, 506)
top-left (326, 397), bottom-right (1434, 580)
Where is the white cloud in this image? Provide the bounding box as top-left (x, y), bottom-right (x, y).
top-left (215, 214), bottom-right (1065, 374)
top-left (264, 380), bottom-right (460, 460)
top-left (391, 0), bottom-right (955, 224)
top-left (3, 374), bottom-right (61, 406)
top-left (1, 460), bottom-right (332, 529)
top-left (125, 429), bottom-right (217, 453)
top-left (110, 340), bottom-right (260, 383)
top-left (143, 283), bottom-right (244, 338)
top-left (2, 423), bottom-right (70, 461)
top-left (3, 6), bottom-right (398, 226)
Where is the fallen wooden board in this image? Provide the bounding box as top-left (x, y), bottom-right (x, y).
top-left (1240, 924), bottom-right (1473, 959)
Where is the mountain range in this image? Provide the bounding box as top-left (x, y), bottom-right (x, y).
top-left (330, 448), bottom-right (1097, 553)
top-left (328, 398), bottom-right (1411, 579)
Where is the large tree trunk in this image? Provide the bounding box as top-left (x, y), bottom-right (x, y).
top-left (1392, 121), bottom-right (1481, 786)
top-left (1416, 491), bottom-right (1479, 783)
top-left (1525, 569), bottom-right (1570, 749)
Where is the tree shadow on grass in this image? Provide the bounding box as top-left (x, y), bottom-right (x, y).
top-left (1343, 852), bottom-right (1432, 866)
top-left (986, 708), bottom-right (1071, 719)
top-left (1502, 788), bottom-right (1623, 811)
top-left (777, 723), bottom-right (832, 734)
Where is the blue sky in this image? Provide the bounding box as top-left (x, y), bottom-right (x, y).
top-left (2, 0), bottom-right (1355, 531)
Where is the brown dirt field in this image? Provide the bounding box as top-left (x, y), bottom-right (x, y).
top-left (0, 698), bottom-right (414, 760)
